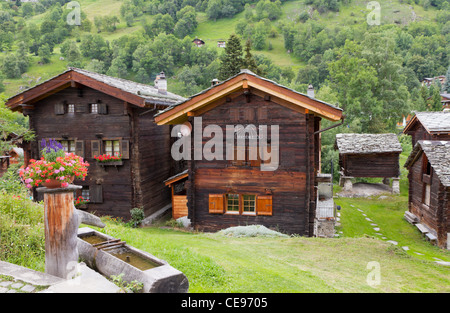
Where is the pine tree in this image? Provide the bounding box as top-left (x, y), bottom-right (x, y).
top-left (242, 39), bottom-right (263, 76)
top-left (218, 34), bottom-right (243, 81)
top-left (444, 64), bottom-right (450, 93)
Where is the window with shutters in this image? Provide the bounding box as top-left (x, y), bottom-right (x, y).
top-left (242, 195), bottom-right (256, 215)
top-left (104, 140), bottom-right (121, 157)
top-left (226, 194), bottom-right (239, 214)
top-left (90, 103), bottom-right (98, 114)
top-left (59, 140), bottom-right (76, 154)
top-left (67, 104), bottom-right (75, 114)
top-left (218, 194), bottom-right (272, 216)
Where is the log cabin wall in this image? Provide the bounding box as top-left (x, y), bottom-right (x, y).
top-left (408, 152), bottom-right (448, 248)
top-left (406, 123), bottom-right (450, 147)
top-left (187, 92), bottom-right (318, 235)
top-left (341, 153), bottom-right (400, 178)
top-left (30, 86), bottom-right (134, 219)
top-left (132, 107), bottom-right (172, 217)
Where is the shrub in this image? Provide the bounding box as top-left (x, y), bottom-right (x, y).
top-left (0, 192), bottom-right (45, 271)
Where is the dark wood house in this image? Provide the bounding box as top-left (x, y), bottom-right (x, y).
top-left (335, 133), bottom-right (402, 193)
top-left (403, 111), bottom-right (450, 146)
top-left (404, 140), bottom-right (450, 249)
top-left (5, 68), bottom-right (186, 220)
top-left (154, 70), bottom-right (343, 235)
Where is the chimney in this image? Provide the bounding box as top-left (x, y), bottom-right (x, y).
top-left (155, 71), bottom-right (167, 95)
top-left (211, 78), bottom-right (219, 87)
top-left (307, 84), bottom-right (314, 98)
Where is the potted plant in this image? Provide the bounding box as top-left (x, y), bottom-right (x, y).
top-left (19, 139), bottom-right (89, 189)
top-left (94, 154), bottom-right (123, 166)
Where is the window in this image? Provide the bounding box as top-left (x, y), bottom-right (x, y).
top-left (226, 194), bottom-right (240, 213)
top-left (422, 154), bottom-right (432, 206)
top-left (68, 104), bottom-right (75, 114)
top-left (242, 195), bottom-right (256, 214)
top-left (81, 188), bottom-right (90, 201)
top-left (104, 140), bottom-right (121, 157)
top-left (90, 103), bottom-right (98, 114)
top-left (213, 194), bottom-right (272, 216)
top-left (59, 140), bottom-right (76, 154)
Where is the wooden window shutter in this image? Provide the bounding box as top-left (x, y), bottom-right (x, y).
top-left (121, 140), bottom-right (130, 159)
top-left (89, 185), bottom-right (103, 203)
top-left (244, 108), bottom-right (254, 121)
top-left (91, 140), bottom-right (101, 158)
top-left (74, 140), bottom-right (85, 158)
top-left (55, 103), bottom-right (65, 115)
top-left (230, 108), bottom-right (239, 121)
top-left (257, 195), bottom-right (272, 216)
top-left (257, 107), bottom-right (267, 120)
top-left (98, 103), bottom-right (108, 115)
top-left (209, 194), bottom-right (224, 214)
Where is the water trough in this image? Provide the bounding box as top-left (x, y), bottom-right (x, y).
top-left (77, 227), bottom-right (189, 293)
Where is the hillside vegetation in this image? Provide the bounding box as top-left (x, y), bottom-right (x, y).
top-left (0, 0), bottom-right (449, 174)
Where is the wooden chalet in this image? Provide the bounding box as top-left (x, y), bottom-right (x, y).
top-left (335, 133), bottom-right (402, 192)
top-left (404, 140), bottom-right (450, 249)
top-left (154, 70), bottom-right (343, 235)
top-left (403, 111), bottom-right (450, 147)
top-left (5, 68), bottom-right (186, 220)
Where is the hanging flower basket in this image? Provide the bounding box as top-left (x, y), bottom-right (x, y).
top-left (20, 139), bottom-right (89, 189)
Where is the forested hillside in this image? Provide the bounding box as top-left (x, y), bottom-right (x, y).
top-left (0, 0), bottom-right (448, 138)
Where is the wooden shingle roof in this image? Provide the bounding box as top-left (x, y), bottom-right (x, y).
top-left (405, 140), bottom-right (450, 187)
top-left (335, 133), bottom-right (402, 155)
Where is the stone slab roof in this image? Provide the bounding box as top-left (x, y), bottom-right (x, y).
top-left (335, 133), bottom-right (402, 155)
top-left (71, 68), bottom-right (186, 105)
top-left (405, 140), bottom-right (450, 187)
top-left (413, 111), bottom-right (450, 133)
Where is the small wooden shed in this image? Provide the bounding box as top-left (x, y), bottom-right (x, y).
top-left (404, 140), bottom-right (450, 249)
top-left (403, 111), bottom-right (450, 147)
top-left (335, 133), bottom-right (402, 192)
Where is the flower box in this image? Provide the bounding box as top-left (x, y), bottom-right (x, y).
top-left (94, 154), bottom-right (123, 167)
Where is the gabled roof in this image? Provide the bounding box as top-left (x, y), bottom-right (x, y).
top-left (335, 133), bottom-right (402, 155)
top-left (403, 111), bottom-right (450, 135)
top-left (154, 69), bottom-right (343, 125)
top-left (5, 68), bottom-right (185, 112)
top-left (405, 140), bottom-right (450, 187)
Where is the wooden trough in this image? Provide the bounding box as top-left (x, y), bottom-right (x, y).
top-left (77, 227), bottom-right (189, 293)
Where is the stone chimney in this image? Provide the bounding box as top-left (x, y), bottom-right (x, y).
top-left (307, 84), bottom-right (314, 98)
top-left (155, 71), bottom-right (167, 95)
top-left (211, 78), bottom-right (219, 87)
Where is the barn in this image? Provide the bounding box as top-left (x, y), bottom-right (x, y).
top-left (335, 133), bottom-right (402, 193)
top-left (404, 140), bottom-right (450, 249)
top-left (154, 70), bottom-right (343, 235)
top-left (5, 68), bottom-right (186, 220)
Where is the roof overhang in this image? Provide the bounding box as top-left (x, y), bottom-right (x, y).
top-left (154, 72), bottom-right (343, 125)
top-left (5, 70), bottom-right (156, 112)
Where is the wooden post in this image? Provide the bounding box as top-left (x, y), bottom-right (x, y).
top-left (37, 185), bottom-right (82, 279)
